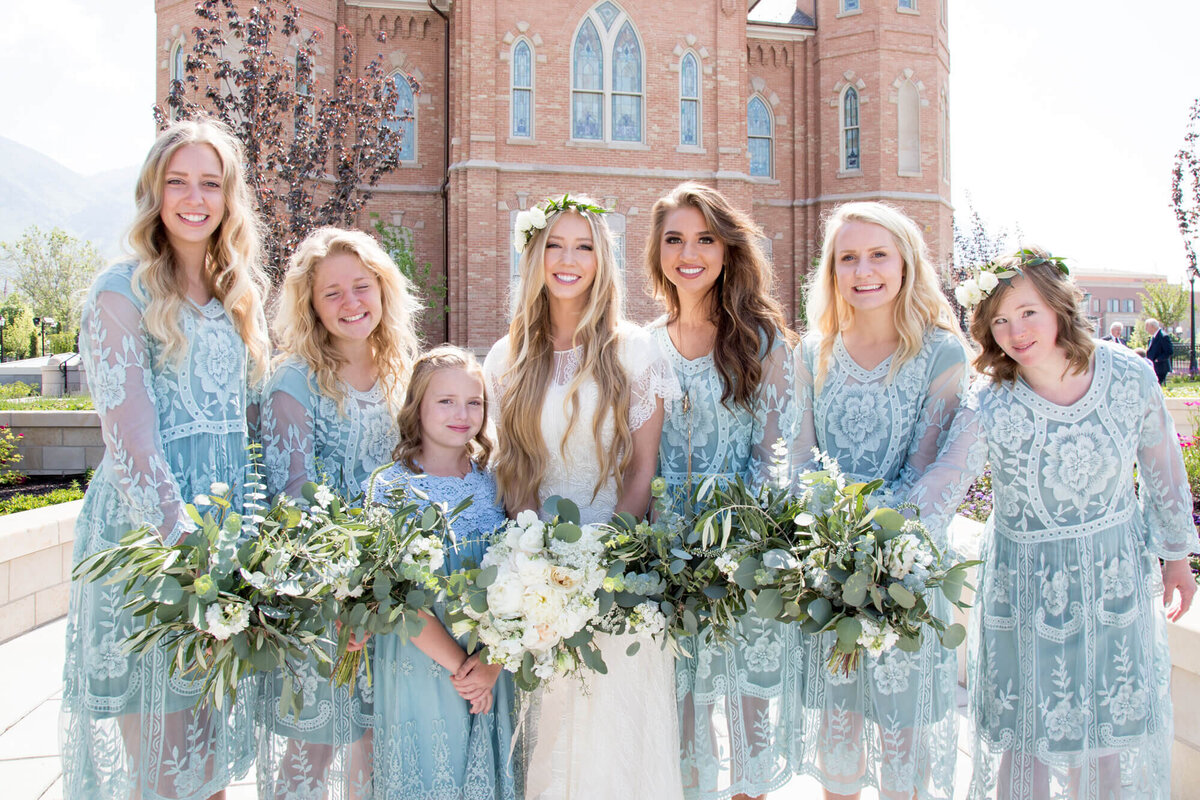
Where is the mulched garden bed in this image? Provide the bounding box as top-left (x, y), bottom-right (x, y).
top-left (0, 474), bottom-right (89, 502)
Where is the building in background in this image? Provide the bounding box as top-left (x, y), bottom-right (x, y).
top-left (157, 0), bottom-right (952, 347)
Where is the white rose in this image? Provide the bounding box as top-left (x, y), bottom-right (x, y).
top-left (966, 284), bottom-right (984, 306)
top-left (517, 525), bottom-right (545, 554)
top-left (487, 578), bottom-right (524, 618)
top-left (548, 566), bottom-right (582, 592)
top-left (516, 509), bottom-right (541, 529)
top-left (513, 232), bottom-right (527, 254)
top-left (528, 206), bottom-right (548, 229)
top-left (515, 210), bottom-right (534, 233)
top-left (977, 270), bottom-right (999, 291)
top-left (954, 283), bottom-right (975, 307)
top-left (882, 532), bottom-right (921, 580)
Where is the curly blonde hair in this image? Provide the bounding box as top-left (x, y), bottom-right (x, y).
top-left (969, 247), bottom-right (1094, 383)
top-left (128, 116), bottom-right (269, 382)
top-left (806, 201), bottom-right (962, 389)
top-left (392, 345), bottom-right (492, 471)
top-left (273, 227), bottom-right (421, 412)
top-left (492, 200), bottom-right (632, 512)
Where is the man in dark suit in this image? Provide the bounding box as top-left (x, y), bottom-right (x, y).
top-left (1101, 322), bottom-right (1126, 346)
top-left (1145, 318), bottom-right (1173, 385)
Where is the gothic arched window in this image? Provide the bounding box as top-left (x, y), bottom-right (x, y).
top-left (571, 3), bottom-right (644, 143)
top-left (898, 80), bottom-right (920, 174)
top-left (841, 86), bottom-right (860, 171)
top-left (388, 72), bottom-right (417, 162)
top-left (511, 39), bottom-right (533, 138)
top-left (680, 52), bottom-right (700, 147)
top-left (748, 96), bottom-right (772, 177)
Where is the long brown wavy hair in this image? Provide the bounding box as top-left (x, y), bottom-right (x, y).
top-left (492, 200), bottom-right (631, 511)
top-left (272, 227), bottom-right (421, 414)
top-left (644, 181), bottom-right (795, 408)
top-left (806, 201), bottom-right (963, 390)
top-left (392, 345), bottom-right (493, 471)
top-left (128, 116), bottom-right (269, 382)
top-left (969, 247), bottom-right (1094, 383)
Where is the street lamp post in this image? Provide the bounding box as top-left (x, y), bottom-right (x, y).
top-left (32, 317), bottom-right (55, 359)
top-left (1191, 265), bottom-right (1198, 376)
top-left (0, 316), bottom-right (7, 363)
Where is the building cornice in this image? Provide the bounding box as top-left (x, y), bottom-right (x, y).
top-left (784, 190), bottom-right (954, 211)
top-left (447, 158), bottom-right (768, 183)
top-left (343, 0), bottom-right (432, 10)
top-left (746, 22), bottom-right (815, 42)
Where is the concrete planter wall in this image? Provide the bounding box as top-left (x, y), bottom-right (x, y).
top-left (1165, 396), bottom-right (1199, 437)
top-left (0, 499), bottom-right (80, 643)
top-left (2, 410), bottom-right (102, 476)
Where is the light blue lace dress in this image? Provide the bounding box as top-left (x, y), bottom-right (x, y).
top-left (370, 464), bottom-right (518, 800)
top-left (791, 328), bottom-right (970, 799)
top-left (258, 356), bottom-right (401, 799)
top-left (62, 261), bottom-right (258, 800)
top-left (649, 322), bottom-right (798, 800)
top-left (918, 342), bottom-right (1197, 799)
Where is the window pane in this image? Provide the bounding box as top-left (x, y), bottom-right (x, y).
top-left (613, 22), bottom-right (641, 94)
top-left (513, 89), bottom-right (531, 137)
top-left (844, 87), bottom-right (858, 127)
top-left (681, 100), bottom-right (698, 146)
top-left (573, 92), bottom-right (603, 139)
top-left (844, 0), bottom-right (860, 10)
top-left (749, 137), bottom-right (770, 177)
top-left (748, 97), bottom-right (770, 136)
top-left (574, 19), bottom-right (603, 91)
top-left (898, 0), bottom-right (914, 8)
top-left (172, 46), bottom-right (185, 81)
top-left (681, 53), bottom-right (698, 98)
top-left (612, 93), bottom-right (642, 141)
top-left (596, 1), bottom-right (621, 30)
top-left (390, 74), bottom-right (416, 160)
top-left (513, 41), bottom-right (531, 88)
top-left (845, 128), bottom-right (859, 170)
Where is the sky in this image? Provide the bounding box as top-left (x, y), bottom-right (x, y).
top-left (2, 0), bottom-right (1199, 280)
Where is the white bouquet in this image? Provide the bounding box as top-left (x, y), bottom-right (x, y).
top-left (447, 497), bottom-right (613, 691)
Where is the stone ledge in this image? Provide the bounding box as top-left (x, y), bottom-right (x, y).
top-left (0, 500), bottom-right (80, 643)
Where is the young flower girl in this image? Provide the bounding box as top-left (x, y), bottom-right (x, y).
top-left (370, 345), bottom-right (517, 799)
top-left (927, 249), bottom-right (1196, 799)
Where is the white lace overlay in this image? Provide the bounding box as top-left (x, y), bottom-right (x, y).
top-left (484, 323), bottom-right (684, 799)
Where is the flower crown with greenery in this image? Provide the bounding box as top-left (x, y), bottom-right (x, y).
top-left (512, 194), bottom-right (610, 254)
top-left (954, 249), bottom-right (1070, 309)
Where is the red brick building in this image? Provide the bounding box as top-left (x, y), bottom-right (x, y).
top-left (157, 0), bottom-right (952, 347)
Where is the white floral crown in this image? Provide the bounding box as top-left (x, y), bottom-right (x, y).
top-left (512, 194), bottom-right (609, 254)
top-left (954, 249), bottom-right (1069, 309)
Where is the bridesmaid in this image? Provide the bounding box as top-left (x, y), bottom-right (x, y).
top-left (791, 202), bottom-right (970, 800)
top-left (62, 117), bottom-right (269, 800)
top-left (483, 194), bottom-right (683, 799)
top-left (258, 226), bottom-right (421, 798)
top-left (644, 182), bottom-right (797, 800)
top-left (920, 249), bottom-right (1196, 798)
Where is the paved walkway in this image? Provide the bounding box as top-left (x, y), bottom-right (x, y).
top-left (1, 619), bottom-right (971, 799)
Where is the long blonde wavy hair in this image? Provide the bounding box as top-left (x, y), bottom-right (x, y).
top-left (128, 117), bottom-right (269, 382)
top-left (806, 202), bottom-right (962, 390)
top-left (493, 201), bottom-right (632, 511)
top-left (392, 345), bottom-right (493, 471)
top-left (272, 226), bottom-right (421, 412)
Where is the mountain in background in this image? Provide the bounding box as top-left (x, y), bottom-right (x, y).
top-left (0, 136), bottom-right (137, 263)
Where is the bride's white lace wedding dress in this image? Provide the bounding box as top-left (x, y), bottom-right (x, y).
top-left (484, 321), bottom-right (684, 800)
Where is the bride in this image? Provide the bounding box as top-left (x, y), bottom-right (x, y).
top-left (483, 195), bottom-right (683, 799)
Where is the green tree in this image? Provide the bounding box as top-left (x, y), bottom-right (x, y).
top-left (0, 226), bottom-right (102, 334)
top-left (1137, 281), bottom-right (1189, 331)
top-left (372, 215), bottom-right (446, 333)
top-left (0, 297), bottom-right (35, 360)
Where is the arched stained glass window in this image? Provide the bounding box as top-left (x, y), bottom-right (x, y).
top-left (388, 72), bottom-right (417, 161)
top-left (748, 96), bottom-right (772, 177)
top-left (171, 44), bottom-right (185, 83)
top-left (898, 80), bottom-right (920, 173)
top-left (611, 22), bottom-right (642, 141)
top-left (842, 86), bottom-right (860, 171)
top-left (571, 4), bottom-right (644, 143)
top-left (680, 52), bottom-right (699, 147)
top-left (572, 19), bottom-right (603, 140)
top-left (512, 40), bottom-right (533, 138)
